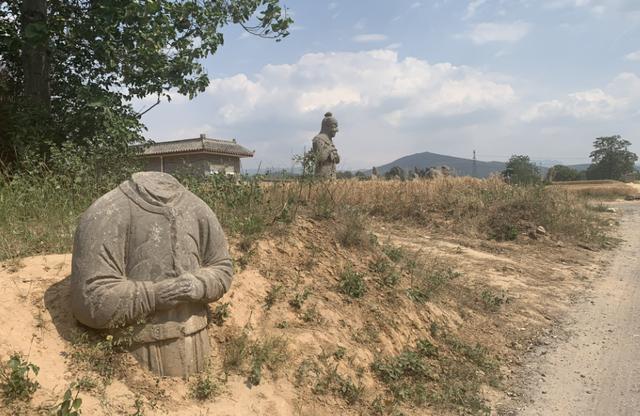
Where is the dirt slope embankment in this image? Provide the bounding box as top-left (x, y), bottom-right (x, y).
top-left (0, 217), bottom-right (609, 415)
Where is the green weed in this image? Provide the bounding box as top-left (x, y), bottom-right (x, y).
top-left (406, 259), bottom-right (460, 303)
top-left (75, 376), bottom-right (98, 392)
top-left (352, 322), bottom-right (379, 345)
top-left (371, 336), bottom-right (494, 415)
top-left (69, 330), bottom-right (130, 381)
top-left (480, 289), bottom-right (509, 312)
top-left (247, 336), bottom-right (289, 386)
top-left (222, 333), bottom-right (289, 386)
top-left (382, 243), bottom-right (405, 263)
top-left (131, 396), bottom-right (145, 416)
top-left (369, 256), bottom-right (391, 274)
top-left (52, 382), bottom-right (82, 416)
top-left (189, 374), bottom-right (220, 401)
top-left (211, 302), bottom-right (230, 326)
top-left (336, 208), bottom-right (369, 248)
top-left (300, 304), bottom-right (323, 324)
top-left (313, 367), bottom-right (364, 405)
top-left (288, 287), bottom-right (311, 310)
top-left (338, 267), bottom-right (367, 299)
top-left (264, 284), bottom-right (284, 310)
top-left (0, 353), bottom-right (39, 403)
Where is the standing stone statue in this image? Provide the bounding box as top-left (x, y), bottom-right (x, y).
top-left (71, 171), bottom-right (233, 377)
top-left (312, 112), bottom-right (340, 179)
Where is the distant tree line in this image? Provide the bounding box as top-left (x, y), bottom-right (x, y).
top-left (504, 135), bottom-right (638, 185)
top-left (329, 135), bottom-right (638, 185)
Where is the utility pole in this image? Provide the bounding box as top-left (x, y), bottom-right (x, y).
top-left (472, 150), bottom-right (477, 178)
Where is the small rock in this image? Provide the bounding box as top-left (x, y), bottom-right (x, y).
top-left (606, 207), bottom-right (617, 213)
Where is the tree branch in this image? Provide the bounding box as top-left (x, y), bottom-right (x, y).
top-left (136, 96), bottom-right (161, 117)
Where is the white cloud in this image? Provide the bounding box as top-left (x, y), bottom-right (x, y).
top-left (467, 21), bottom-right (531, 44)
top-left (204, 49), bottom-right (515, 126)
top-left (352, 34), bottom-right (388, 43)
top-left (353, 18), bottom-right (366, 31)
top-left (546, 0), bottom-right (640, 15)
top-left (328, 2), bottom-right (338, 10)
top-left (410, 2), bottom-right (422, 8)
top-left (522, 72), bottom-right (640, 122)
top-left (625, 50), bottom-right (640, 61)
top-left (385, 42), bottom-right (403, 50)
top-left (186, 49), bottom-right (518, 168)
top-left (464, 0), bottom-right (488, 20)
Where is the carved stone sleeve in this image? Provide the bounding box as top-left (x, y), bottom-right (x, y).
top-left (71, 191), bottom-right (157, 329)
top-left (191, 204), bottom-right (234, 303)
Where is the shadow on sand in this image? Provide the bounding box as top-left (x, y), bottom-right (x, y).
top-left (43, 274), bottom-right (82, 343)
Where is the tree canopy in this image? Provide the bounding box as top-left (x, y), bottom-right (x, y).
top-left (586, 135), bottom-right (638, 180)
top-left (0, 0), bottom-right (292, 168)
top-left (385, 166), bottom-right (406, 180)
top-left (502, 155), bottom-right (541, 185)
top-left (547, 164), bottom-right (582, 182)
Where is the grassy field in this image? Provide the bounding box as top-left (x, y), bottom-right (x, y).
top-left (549, 180), bottom-right (640, 199)
top-left (0, 174), bottom-right (610, 261)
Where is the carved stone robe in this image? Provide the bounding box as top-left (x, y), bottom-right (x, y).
top-left (71, 172), bottom-right (233, 377)
top-left (312, 133), bottom-right (340, 179)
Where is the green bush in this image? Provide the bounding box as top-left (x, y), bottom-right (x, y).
top-left (0, 353), bottom-right (40, 403)
top-left (189, 374), bottom-right (220, 401)
top-left (53, 383), bottom-right (83, 416)
top-left (338, 267), bottom-right (367, 298)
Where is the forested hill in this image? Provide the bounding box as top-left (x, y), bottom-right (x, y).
top-left (375, 151), bottom-right (507, 178)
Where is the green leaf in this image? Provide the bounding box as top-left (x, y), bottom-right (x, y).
top-left (72, 397), bottom-right (82, 409)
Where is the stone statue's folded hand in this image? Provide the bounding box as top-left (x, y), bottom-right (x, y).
top-left (154, 275), bottom-right (205, 309)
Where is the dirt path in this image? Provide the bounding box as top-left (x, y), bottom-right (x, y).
top-left (517, 201), bottom-right (640, 416)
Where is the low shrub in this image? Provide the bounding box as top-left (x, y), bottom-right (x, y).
top-left (0, 353), bottom-right (39, 403)
top-left (338, 267), bottom-right (367, 299)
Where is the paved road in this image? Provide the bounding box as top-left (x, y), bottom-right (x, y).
top-left (519, 202), bottom-right (640, 416)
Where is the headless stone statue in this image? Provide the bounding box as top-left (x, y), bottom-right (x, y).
top-left (312, 112), bottom-right (340, 179)
top-left (71, 172), bottom-right (233, 377)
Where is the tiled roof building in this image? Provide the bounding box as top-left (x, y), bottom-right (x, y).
top-left (140, 134), bottom-right (254, 176)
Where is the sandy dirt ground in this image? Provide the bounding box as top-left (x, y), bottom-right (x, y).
top-left (0, 214), bottom-right (616, 415)
top-left (513, 200), bottom-right (640, 416)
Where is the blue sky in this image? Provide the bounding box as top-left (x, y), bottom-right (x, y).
top-left (137, 0), bottom-right (640, 170)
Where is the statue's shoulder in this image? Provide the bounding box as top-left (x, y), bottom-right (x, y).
top-left (313, 133), bottom-right (330, 146)
top-left (78, 186), bottom-right (129, 226)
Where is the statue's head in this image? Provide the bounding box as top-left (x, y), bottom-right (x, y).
top-left (321, 112), bottom-right (339, 138)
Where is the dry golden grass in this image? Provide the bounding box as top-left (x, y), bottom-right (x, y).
top-left (0, 174), bottom-right (609, 260)
top-left (260, 177), bottom-right (606, 244)
top-left (549, 180), bottom-right (639, 199)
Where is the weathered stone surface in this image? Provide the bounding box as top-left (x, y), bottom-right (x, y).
top-left (425, 165), bottom-right (453, 179)
top-left (71, 171), bottom-right (233, 377)
top-left (371, 166), bottom-right (379, 180)
top-left (312, 112), bottom-right (340, 179)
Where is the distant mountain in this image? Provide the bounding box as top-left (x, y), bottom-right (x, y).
top-left (566, 163), bottom-right (591, 172)
top-left (533, 160), bottom-right (564, 168)
top-left (375, 151), bottom-right (508, 178)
